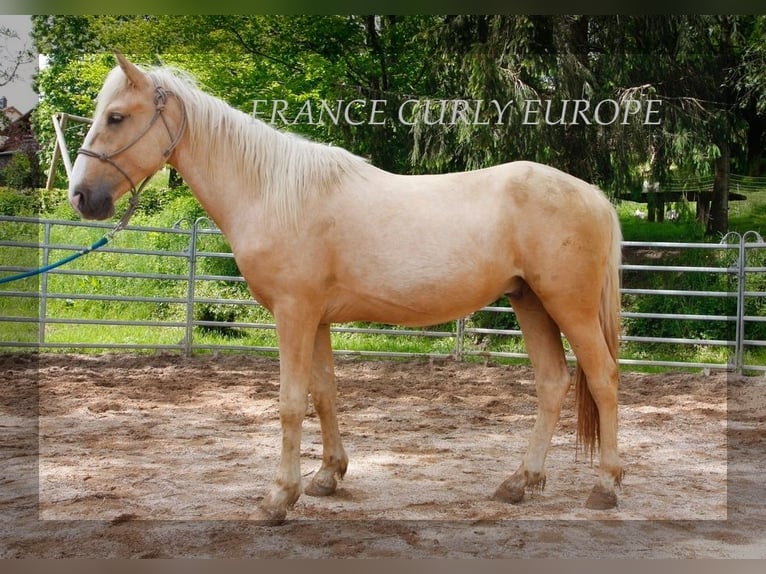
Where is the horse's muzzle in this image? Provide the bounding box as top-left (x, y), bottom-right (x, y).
top-left (69, 185), bottom-right (116, 220)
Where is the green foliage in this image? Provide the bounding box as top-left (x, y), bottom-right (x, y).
top-left (626, 250), bottom-right (766, 346)
top-left (729, 192), bottom-right (766, 235)
top-left (617, 201), bottom-right (707, 242)
top-left (1, 152), bottom-right (41, 190)
top-left (0, 187), bottom-right (40, 215)
top-left (32, 15), bottom-right (437, 174)
top-left (29, 14), bottom-right (766, 217)
top-left (192, 281), bottom-right (251, 338)
top-left (468, 300), bottom-right (520, 341)
top-left (623, 254), bottom-right (737, 341)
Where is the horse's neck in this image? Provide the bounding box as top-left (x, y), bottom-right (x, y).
top-left (167, 128), bottom-right (262, 238)
top-left (166, 93), bottom-right (368, 238)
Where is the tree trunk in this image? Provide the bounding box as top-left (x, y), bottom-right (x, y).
top-left (706, 142), bottom-right (730, 236)
top-left (696, 196), bottom-right (711, 226)
top-left (645, 181), bottom-right (661, 223)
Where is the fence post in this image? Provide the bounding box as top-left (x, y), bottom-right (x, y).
top-left (39, 221), bottom-right (51, 346)
top-left (47, 112), bottom-right (94, 190)
top-left (736, 235), bottom-right (746, 374)
top-left (721, 231), bottom-right (745, 373)
top-left (455, 317), bottom-right (465, 361)
top-left (740, 231), bottom-right (765, 374)
top-left (46, 114), bottom-right (66, 190)
top-left (184, 220), bottom-right (200, 357)
top-left (721, 232), bottom-right (745, 374)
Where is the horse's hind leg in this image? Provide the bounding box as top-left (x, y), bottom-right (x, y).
top-left (493, 285), bottom-right (570, 504)
top-left (558, 318), bottom-right (622, 509)
top-left (305, 323), bottom-right (349, 497)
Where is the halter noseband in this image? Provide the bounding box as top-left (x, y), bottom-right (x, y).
top-left (77, 83), bottom-right (188, 232)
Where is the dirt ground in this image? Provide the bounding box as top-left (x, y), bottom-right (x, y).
top-left (1, 352), bottom-right (764, 558)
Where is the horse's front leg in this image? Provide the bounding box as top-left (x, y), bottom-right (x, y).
top-left (258, 304), bottom-right (319, 523)
top-left (305, 323), bottom-right (348, 497)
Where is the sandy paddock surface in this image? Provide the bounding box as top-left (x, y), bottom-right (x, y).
top-left (0, 352), bottom-right (764, 558)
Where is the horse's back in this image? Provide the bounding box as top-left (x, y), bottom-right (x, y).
top-left (314, 160), bottom-right (616, 326)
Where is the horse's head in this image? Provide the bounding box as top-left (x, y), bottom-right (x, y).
top-left (69, 52), bottom-right (186, 220)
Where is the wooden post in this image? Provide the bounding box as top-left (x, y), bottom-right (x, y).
top-left (45, 113), bottom-right (65, 190)
top-left (46, 113), bottom-right (93, 190)
top-left (51, 113), bottom-right (73, 178)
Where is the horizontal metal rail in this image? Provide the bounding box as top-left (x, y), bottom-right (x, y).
top-left (621, 264), bottom-right (732, 273)
top-left (621, 288), bottom-right (735, 298)
top-left (620, 311), bottom-right (735, 321)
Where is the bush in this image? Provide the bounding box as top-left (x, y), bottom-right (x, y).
top-left (0, 187), bottom-right (39, 215)
top-left (2, 151), bottom-right (42, 190)
top-left (146, 190), bottom-right (207, 229)
top-left (133, 181), bottom-right (196, 218)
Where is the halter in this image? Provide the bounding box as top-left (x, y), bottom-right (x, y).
top-left (76, 83), bottom-right (188, 234)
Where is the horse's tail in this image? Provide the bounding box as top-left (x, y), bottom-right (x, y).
top-left (576, 207), bottom-right (622, 459)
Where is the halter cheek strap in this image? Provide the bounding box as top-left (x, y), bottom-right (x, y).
top-left (76, 83), bottom-right (188, 232)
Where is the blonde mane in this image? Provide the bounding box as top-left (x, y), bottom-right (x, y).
top-left (102, 63), bottom-right (369, 227)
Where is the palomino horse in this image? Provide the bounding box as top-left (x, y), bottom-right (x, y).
top-left (69, 53), bottom-right (623, 522)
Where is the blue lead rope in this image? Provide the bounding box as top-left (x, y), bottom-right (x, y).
top-left (0, 235), bottom-right (110, 285)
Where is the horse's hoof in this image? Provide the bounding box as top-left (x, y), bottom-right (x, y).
top-left (253, 503), bottom-right (288, 525)
top-left (492, 479), bottom-right (525, 504)
top-left (305, 476), bottom-right (337, 497)
top-left (585, 484), bottom-right (618, 510)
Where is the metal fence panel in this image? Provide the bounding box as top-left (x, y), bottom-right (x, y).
top-left (0, 215), bottom-right (763, 373)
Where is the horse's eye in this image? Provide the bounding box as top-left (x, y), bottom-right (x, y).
top-left (107, 112), bottom-right (125, 125)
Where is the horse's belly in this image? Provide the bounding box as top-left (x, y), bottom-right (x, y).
top-left (324, 266), bottom-right (518, 327)
top-left (325, 295), bottom-right (492, 327)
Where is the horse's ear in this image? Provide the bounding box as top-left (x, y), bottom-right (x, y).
top-left (114, 51), bottom-right (149, 89)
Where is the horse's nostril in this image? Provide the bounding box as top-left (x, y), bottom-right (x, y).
top-left (69, 186), bottom-right (115, 220)
top-left (70, 190), bottom-right (83, 211)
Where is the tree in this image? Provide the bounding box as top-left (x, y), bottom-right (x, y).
top-left (32, 15), bottom-right (438, 175)
top-left (412, 15), bottom-right (765, 235)
top-left (408, 16), bottom-right (658, 185)
top-left (31, 14), bottom-right (766, 235)
top-left (608, 16), bottom-right (757, 235)
top-left (0, 23), bottom-right (35, 137)
top-left (733, 15), bottom-right (766, 177)
top-left (0, 24), bottom-right (35, 88)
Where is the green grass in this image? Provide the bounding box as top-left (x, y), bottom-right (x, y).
top-left (0, 217), bottom-right (40, 344)
top-left (617, 191), bottom-right (766, 242)
top-left (617, 201), bottom-right (707, 242)
top-left (331, 330), bottom-right (456, 356)
top-left (729, 191), bottom-right (766, 236)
